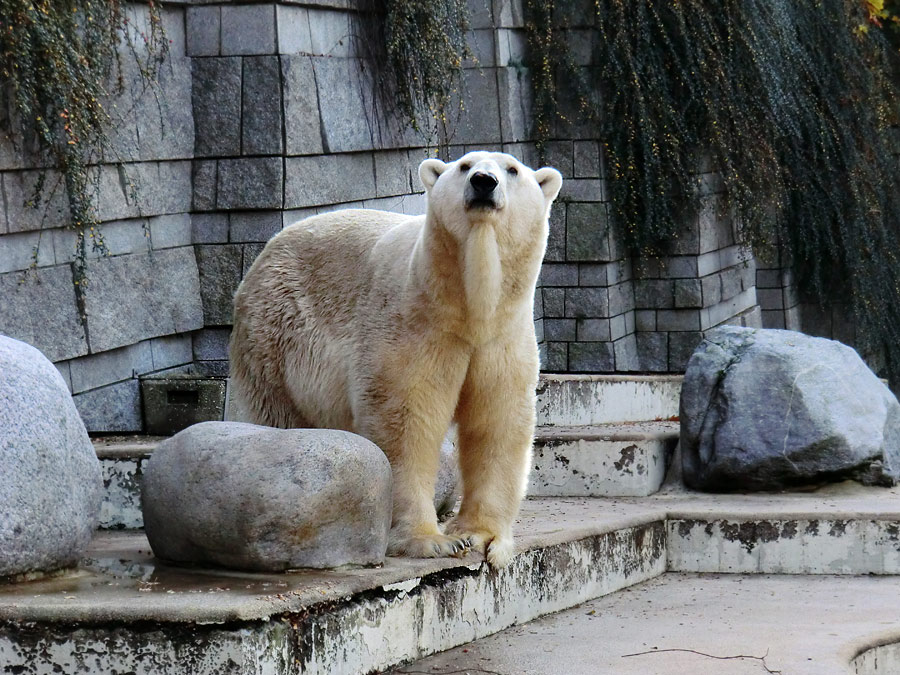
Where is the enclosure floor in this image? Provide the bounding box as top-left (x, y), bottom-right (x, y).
top-left (390, 572), bottom-right (900, 675)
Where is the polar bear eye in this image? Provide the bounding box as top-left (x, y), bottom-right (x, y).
top-left (459, 162), bottom-right (471, 172)
top-left (507, 166), bottom-right (518, 176)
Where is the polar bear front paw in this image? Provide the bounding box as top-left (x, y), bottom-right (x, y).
top-left (444, 523), bottom-right (516, 568)
top-left (387, 533), bottom-right (471, 559)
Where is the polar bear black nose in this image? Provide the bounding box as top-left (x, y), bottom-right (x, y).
top-left (470, 171), bottom-right (498, 195)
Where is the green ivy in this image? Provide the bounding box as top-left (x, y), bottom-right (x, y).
top-left (524, 0), bottom-right (900, 384)
top-left (0, 0), bottom-right (166, 300)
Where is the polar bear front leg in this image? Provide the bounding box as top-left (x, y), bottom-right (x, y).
top-left (447, 340), bottom-right (537, 568)
top-left (356, 345), bottom-right (472, 559)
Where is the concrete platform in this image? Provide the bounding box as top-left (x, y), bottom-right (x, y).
top-left (391, 573), bottom-right (900, 675)
top-left (4, 483), bottom-right (900, 674)
top-left (531, 421), bottom-right (678, 497)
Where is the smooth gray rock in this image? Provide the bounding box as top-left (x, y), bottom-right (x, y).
top-left (141, 422), bottom-right (392, 570)
top-left (681, 326), bottom-right (900, 491)
top-left (0, 336), bottom-right (102, 577)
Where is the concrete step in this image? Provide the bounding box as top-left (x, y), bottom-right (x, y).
top-left (94, 420), bottom-right (681, 529)
top-left (536, 374), bottom-right (682, 426)
top-left (4, 484), bottom-right (900, 674)
top-left (530, 421), bottom-right (679, 497)
top-left (395, 572), bottom-right (900, 675)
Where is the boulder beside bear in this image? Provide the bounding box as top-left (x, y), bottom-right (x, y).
top-left (230, 152), bottom-right (562, 567)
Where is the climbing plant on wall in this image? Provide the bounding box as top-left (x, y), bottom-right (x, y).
top-left (362, 0), bottom-right (470, 143)
top-left (0, 0), bottom-right (166, 296)
top-left (524, 0), bottom-right (900, 384)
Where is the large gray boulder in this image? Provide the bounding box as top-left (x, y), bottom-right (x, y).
top-left (681, 326), bottom-right (900, 491)
top-left (141, 422), bottom-right (392, 571)
top-left (0, 335), bottom-right (102, 578)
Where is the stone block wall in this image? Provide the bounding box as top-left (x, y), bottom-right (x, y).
top-left (0, 0), bottom-right (857, 433)
top-left (0, 6), bottom-right (200, 432)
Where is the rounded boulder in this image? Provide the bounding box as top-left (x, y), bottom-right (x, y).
top-left (681, 326), bottom-right (900, 491)
top-left (0, 335), bottom-right (102, 578)
top-left (141, 421), bottom-right (392, 571)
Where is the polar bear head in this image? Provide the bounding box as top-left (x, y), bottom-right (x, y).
top-left (418, 152), bottom-right (562, 320)
top-left (418, 151), bottom-right (563, 244)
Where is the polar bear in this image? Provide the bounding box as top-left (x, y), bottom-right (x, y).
top-left (229, 151), bottom-right (562, 567)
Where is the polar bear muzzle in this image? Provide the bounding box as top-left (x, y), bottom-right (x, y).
top-left (466, 170), bottom-right (500, 210)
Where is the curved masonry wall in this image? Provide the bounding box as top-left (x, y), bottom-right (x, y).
top-left (0, 0), bottom-right (864, 433)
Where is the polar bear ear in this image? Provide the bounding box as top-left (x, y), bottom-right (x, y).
top-left (419, 158), bottom-right (448, 191)
top-left (534, 167), bottom-right (563, 203)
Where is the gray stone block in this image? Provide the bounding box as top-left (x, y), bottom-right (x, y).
top-left (73, 378), bottom-right (142, 433)
top-left (186, 6), bottom-right (220, 56)
top-left (284, 154), bottom-right (375, 208)
top-left (69, 342), bottom-right (154, 395)
top-left (637, 332), bottom-right (668, 372)
top-left (466, 28), bottom-right (496, 67)
top-left (613, 334), bottom-right (639, 371)
top-left (681, 326), bottom-right (900, 490)
top-left (674, 279), bottom-right (703, 308)
top-left (0, 229), bottom-right (53, 274)
top-left (242, 243), bottom-right (265, 277)
top-left (498, 66), bottom-right (532, 144)
top-left (565, 287), bottom-right (609, 318)
top-left (3, 169), bottom-right (70, 233)
top-left (150, 334), bottom-right (193, 371)
top-left (634, 279), bottom-right (674, 309)
top-left (192, 57), bottom-right (242, 157)
top-left (54, 361), bottom-right (72, 392)
top-left (121, 161), bottom-right (191, 218)
top-left (578, 263), bottom-right (607, 286)
top-left (656, 309), bottom-right (701, 332)
top-left (544, 319), bottom-right (576, 341)
top-left (192, 160), bottom-right (217, 211)
top-left (229, 211), bottom-right (281, 243)
top-left (757, 288), bottom-right (784, 311)
top-left (314, 57), bottom-right (377, 153)
top-left (534, 318), bottom-right (543, 342)
top-left (608, 282), bottom-right (634, 315)
top-left (566, 202), bottom-right (610, 262)
top-left (196, 244), bottom-right (243, 325)
top-left (242, 56), bottom-right (283, 156)
top-left (761, 309), bottom-right (786, 330)
top-left (577, 318), bottom-right (610, 342)
top-left (701, 273), bottom-right (722, 307)
top-left (135, 58), bottom-right (195, 162)
top-left (0, 336), bottom-right (102, 577)
top-left (533, 290), bottom-right (543, 319)
top-left (635, 309), bottom-right (656, 332)
top-left (454, 68), bottom-right (501, 144)
top-left (374, 151), bottom-right (412, 198)
top-left (468, 0), bottom-right (494, 28)
top-left (668, 331), bottom-right (702, 371)
top-left (542, 287), bottom-right (565, 317)
top-left (0, 266), bottom-right (87, 362)
top-left (142, 422), bottom-right (392, 570)
top-left (192, 213), bottom-right (228, 245)
top-left (543, 342), bottom-right (568, 371)
top-left (149, 214), bottom-right (192, 250)
top-left (276, 5), bottom-right (313, 54)
top-left (282, 55), bottom-right (324, 156)
top-left (756, 268), bottom-right (782, 289)
top-left (569, 342), bottom-right (614, 372)
top-left (574, 141), bottom-right (601, 178)
top-left (216, 157), bottom-right (283, 210)
top-left (609, 313), bottom-right (627, 341)
top-left (194, 327), bottom-right (232, 361)
top-left (81, 248), bottom-right (203, 353)
top-left (539, 263), bottom-right (579, 287)
top-left (559, 178), bottom-right (605, 202)
top-left (720, 266), bottom-right (743, 301)
top-left (545, 203), bottom-right (566, 262)
top-left (307, 8), bottom-right (353, 57)
top-left (221, 4), bottom-right (276, 56)
top-left (661, 256), bottom-right (699, 279)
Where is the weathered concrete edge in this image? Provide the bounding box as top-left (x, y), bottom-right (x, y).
top-left (0, 525), bottom-right (667, 675)
top-left (534, 421), bottom-right (680, 442)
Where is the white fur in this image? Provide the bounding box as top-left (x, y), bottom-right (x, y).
top-left (230, 151), bottom-right (562, 567)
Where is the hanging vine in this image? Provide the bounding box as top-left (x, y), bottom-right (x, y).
top-left (524, 0), bottom-right (900, 384)
top-left (0, 0), bottom-right (167, 299)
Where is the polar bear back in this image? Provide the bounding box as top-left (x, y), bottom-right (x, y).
top-left (231, 209), bottom-right (421, 430)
